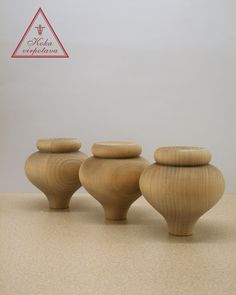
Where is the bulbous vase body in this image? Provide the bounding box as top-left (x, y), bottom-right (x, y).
top-left (140, 147), bottom-right (225, 236)
top-left (79, 141), bottom-right (149, 220)
top-left (25, 138), bottom-right (87, 209)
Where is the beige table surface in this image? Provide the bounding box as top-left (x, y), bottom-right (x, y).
top-left (0, 193), bottom-right (236, 295)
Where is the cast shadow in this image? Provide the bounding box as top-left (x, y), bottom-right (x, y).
top-left (18, 194), bottom-right (234, 243)
top-left (18, 194), bottom-right (96, 213)
top-left (138, 217), bottom-right (233, 244)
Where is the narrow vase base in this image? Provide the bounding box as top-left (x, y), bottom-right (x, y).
top-left (167, 220), bottom-right (196, 237)
top-left (48, 196), bottom-right (71, 210)
top-left (168, 231), bottom-right (193, 237)
top-left (104, 207), bottom-right (129, 221)
top-left (49, 205), bottom-right (69, 210)
top-left (106, 217), bottom-right (127, 221)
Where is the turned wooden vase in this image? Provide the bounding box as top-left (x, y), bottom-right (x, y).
top-left (79, 141), bottom-right (149, 220)
top-left (139, 146), bottom-right (225, 236)
top-left (25, 138), bottom-right (87, 209)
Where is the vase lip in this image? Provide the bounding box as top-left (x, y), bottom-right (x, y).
top-left (92, 141), bottom-right (142, 158)
top-left (36, 138), bottom-right (81, 153)
top-left (154, 146), bottom-right (211, 166)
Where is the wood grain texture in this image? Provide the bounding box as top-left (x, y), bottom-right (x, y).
top-left (25, 138), bottom-right (87, 209)
top-left (154, 146), bottom-right (211, 166)
top-left (80, 141), bottom-right (149, 220)
top-left (140, 147), bottom-right (225, 236)
top-left (37, 138), bottom-right (81, 153)
top-left (92, 141), bottom-right (142, 158)
top-left (80, 157), bottom-right (149, 220)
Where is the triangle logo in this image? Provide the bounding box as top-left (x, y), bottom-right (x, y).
top-left (12, 8), bottom-right (69, 58)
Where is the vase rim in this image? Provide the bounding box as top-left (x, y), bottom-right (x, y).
top-left (92, 141), bottom-right (142, 158)
top-left (154, 146), bottom-right (211, 166)
top-left (36, 138), bottom-right (81, 153)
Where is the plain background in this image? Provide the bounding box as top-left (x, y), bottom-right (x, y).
top-left (0, 0), bottom-right (235, 193)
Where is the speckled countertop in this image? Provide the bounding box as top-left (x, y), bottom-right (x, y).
top-left (0, 193), bottom-right (236, 295)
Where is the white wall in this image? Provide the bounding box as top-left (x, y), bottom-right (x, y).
top-left (0, 0), bottom-right (236, 193)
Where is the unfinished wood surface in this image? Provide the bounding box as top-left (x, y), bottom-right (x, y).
top-left (154, 146), bottom-right (211, 166)
top-left (80, 141), bottom-right (149, 220)
top-left (92, 141), bottom-right (142, 158)
top-left (140, 146), bottom-right (225, 236)
top-left (25, 138), bottom-right (87, 209)
top-left (37, 138), bottom-right (81, 153)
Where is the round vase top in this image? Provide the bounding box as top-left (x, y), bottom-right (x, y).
top-left (154, 146), bottom-right (211, 166)
top-left (36, 138), bottom-right (81, 153)
top-left (92, 141), bottom-right (142, 158)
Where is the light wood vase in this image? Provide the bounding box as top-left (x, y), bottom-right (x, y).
top-left (79, 141), bottom-right (149, 220)
top-left (25, 138), bottom-right (87, 209)
top-left (140, 146), bottom-right (225, 236)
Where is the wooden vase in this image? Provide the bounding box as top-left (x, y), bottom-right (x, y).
top-left (79, 141), bottom-right (150, 220)
top-left (25, 138), bottom-right (87, 209)
top-left (139, 146), bottom-right (225, 236)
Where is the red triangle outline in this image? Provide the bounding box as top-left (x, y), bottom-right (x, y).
top-left (11, 8), bottom-right (69, 58)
